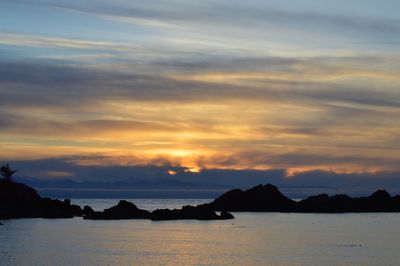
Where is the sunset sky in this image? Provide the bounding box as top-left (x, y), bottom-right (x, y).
top-left (1, 1), bottom-right (400, 186)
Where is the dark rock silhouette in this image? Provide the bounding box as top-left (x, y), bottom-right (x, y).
top-left (0, 180), bottom-right (83, 219)
top-left (40, 198), bottom-right (85, 218)
top-left (84, 200), bottom-right (234, 220)
top-left (208, 183), bottom-right (400, 213)
top-left (0, 180), bottom-right (42, 218)
top-left (295, 193), bottom-right (353, 213)
top-left (84, 200), bottom-right (151, 220)
top-left (151, 204), bottom-right (234, 221)
top-left (2, 175), bottom-right (400, 221)
top-left (295, 189), bottom-right (400, 212)
top-left (41, 198), bottom-right (75, 218)
top-left (0, 177), bottom-right (233, 221)
top-left (220, 210), bottom-right (235, 219)
top-left (209, 184), bottom-right (295, 212)
top-left (0, 163), bottom-right (82, 219)
top-left (83, 205), bottom-right (95, 217)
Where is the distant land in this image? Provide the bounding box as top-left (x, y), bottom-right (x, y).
top-left (13, 176), bottom-right (400, 199)
top-left (14, 177), bottom-right (230, 198)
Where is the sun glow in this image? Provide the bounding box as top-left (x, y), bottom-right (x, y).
top-left (167, 170), bottom-right (177, 175)
top-left (184, 166), bottom-right (202, 173)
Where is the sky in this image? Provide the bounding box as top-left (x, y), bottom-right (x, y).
top-left (1, 0), bottom-right (400, 190)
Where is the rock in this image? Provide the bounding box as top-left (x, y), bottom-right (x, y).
top-left (220, 211), bottom-right (234, 219)
top-left (0, 180), bottom-right (89, 219)
top-left (83, 200), bottom-right (234, 221)
top-left (151, 204), bottom-right (234, 221)
top-left (295, 189), bottom-right (400, 212)
top-left (70, 204), bottom-right (84, 217)
top-left (355, 190), bottom-right (398, 212)
top-left (84, 200), bottom-right (151, 220)
top-left (208, 184), bottom-right (400, 213)
top-left (295, 193), bottom-right (353, 213)
top-left (209, 184), bottom-right (295, 212)
top-left (370, 190), bottom-right (391, 200)
top-left (3, 178), bottom-right (400, 220)
top-left (83, 205), bottom-right (95, 217)
top-left (0, 180), bottom-right (42, 219)
top-left (41, 198), bottom-right (75, 218)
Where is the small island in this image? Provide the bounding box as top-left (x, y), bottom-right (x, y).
top-left (1, 164), bottom-right (400, 221)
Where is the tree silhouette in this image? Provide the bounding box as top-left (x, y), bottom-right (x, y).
top-left (0, 163), bottom-right (17, 182)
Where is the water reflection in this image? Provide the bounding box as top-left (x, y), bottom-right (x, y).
top-left (1, 200), bottom-right (400, 265)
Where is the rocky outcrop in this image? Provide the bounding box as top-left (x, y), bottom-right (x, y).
top-left (0, 180), bottom-right (43, 218)
top-left (209, 184), bottom-right (296, 212)
top-left (296, 189), bottom-right (400, 213)
top-left (84, 200), bottom-right (235, 220)
top-left (151, 204), bottom-right (234, 221)
top-left (40, 198), bottom-right (86, 218)
top-left (220, 210), bottom-right (235, 219)
top-left (0, 180), bottom-right (234, 221)
top-left (0, 180), bottom-right (84, 219)
top-left (3, 179), bottom-right (400, 221)
top-left (208, 183), bottom-right (400, 213)
top-left (84, 200), bottom-right (151, 220)
top-left (83, 205), bottom-right (95, 217)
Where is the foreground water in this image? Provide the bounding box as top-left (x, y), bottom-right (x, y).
top-left (1, 199), bottom-right (400, 265)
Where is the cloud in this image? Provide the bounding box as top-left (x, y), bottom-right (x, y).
top-left (1, 0), bottom-right (400, 177)
top-left (0, 114), bottom-right (180, 137)
top-left (8, 157), bottom-right (400, 196)
top-left (0, 55), bottom-right (399, 174)
top-left (30, 0), bottom-right (400, 35)
top-left (1, 57), bottom-right (399, 108)
top-left (1, 30), bottom-right (399, 175)
top-left (5, 0), bottom-right (400, 61)
top-left (0, 33), bottom-right (129, 51)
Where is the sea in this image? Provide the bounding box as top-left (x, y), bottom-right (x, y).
top-left (1, 198), bottom-right (400, 266)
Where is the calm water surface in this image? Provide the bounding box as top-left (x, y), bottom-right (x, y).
top-left (1, 199), bottom-right (399, 265)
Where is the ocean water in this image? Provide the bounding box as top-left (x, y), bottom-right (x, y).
top-left (1, 199), bottom-right (400, 266)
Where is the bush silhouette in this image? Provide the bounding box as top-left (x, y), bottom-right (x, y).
top-left (0, 163), bottom-right (17, 182)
